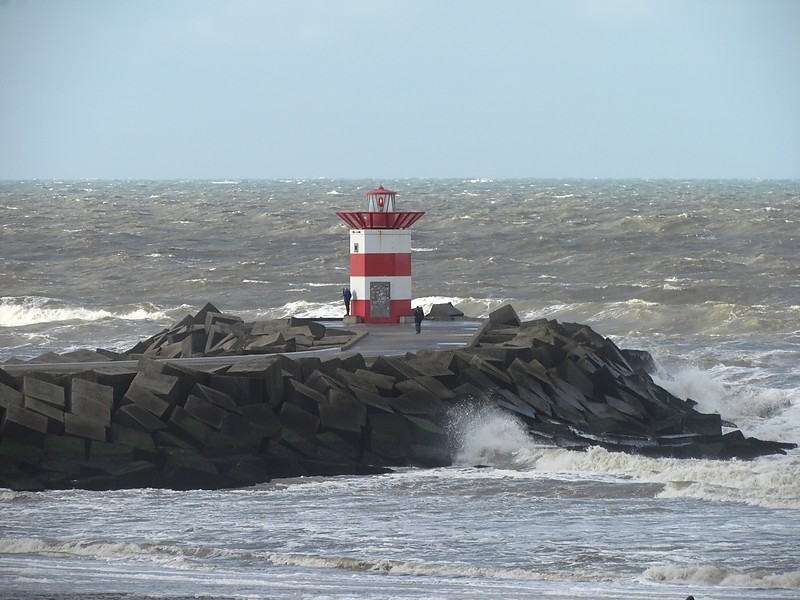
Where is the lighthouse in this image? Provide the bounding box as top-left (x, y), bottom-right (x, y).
top-left (336, 186), bottom-right (424, 323)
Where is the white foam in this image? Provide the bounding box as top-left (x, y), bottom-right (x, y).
top-left (0, 297), bottom-right (168, 327)
top-left (643, 564), bottom-right (800, 588)
top-left (654, 367), bottom-right (800, 444)
top-left (445, 406), bottom-right (800, 509)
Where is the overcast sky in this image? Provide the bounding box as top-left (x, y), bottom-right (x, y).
top-left (1, 0), bottom-right (798, 180)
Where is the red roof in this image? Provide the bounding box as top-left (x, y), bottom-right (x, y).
top-left (364, 185), bottom-right (397, 196)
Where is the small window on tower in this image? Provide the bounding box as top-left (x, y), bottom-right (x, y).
top-left (354, 243), bottom-right (359, 253)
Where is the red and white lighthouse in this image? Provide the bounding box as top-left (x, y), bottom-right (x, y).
top-left (336, 186), bottom-right (424, 323)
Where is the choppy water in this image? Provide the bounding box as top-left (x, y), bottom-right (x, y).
top-left (1, 179), bottom-right (799, 599)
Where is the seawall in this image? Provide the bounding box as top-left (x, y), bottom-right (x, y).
top-left (0, 303), bottom-right (794, 492)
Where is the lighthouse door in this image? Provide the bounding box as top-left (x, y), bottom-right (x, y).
top-left (370, 281), bottom-right (391, 318)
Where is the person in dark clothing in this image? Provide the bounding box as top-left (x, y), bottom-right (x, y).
top-left (342, 287), bottom-right (352, 315)
top-left (413, 306), bottom-right (424, 333)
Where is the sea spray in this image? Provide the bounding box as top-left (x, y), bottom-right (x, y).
top-left (446, 402), bottom-right (543, 467)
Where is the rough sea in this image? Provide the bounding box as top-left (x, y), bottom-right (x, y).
top-left (1, 179), bottom-right (799, 599)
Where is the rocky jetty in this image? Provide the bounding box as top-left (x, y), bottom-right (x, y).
top-left (0, 304), bottom-right (794, 492)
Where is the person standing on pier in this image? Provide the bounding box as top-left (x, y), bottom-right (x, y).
top-left (413, 306), bottom-right (424, 333)
top-left (342, 286), bottom-right (352, 316)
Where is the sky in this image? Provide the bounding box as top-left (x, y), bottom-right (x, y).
top-left (0, 0), bottom-right (798, 180)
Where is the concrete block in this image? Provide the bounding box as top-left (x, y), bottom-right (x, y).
top-left (124, 383), bottom-right (170, 418)
top-left (244, 332), bottom-right (284, 353)
top-left (40, 434), bottom-right (86, 474)
top-left (221, 412), bottom-right (269, 448)
top-left (279, 402), bottom-right (319, 440)
top-left (209, 374), bottom-right (265, 407)
top-left (168, 405), bottom-right (211, 448)
top-left (286, 379), bottom-right (323, 415)
top-left (212, 455), bottom-right (270, 487)
top-left (110, 423), bottom-right (158, 459)
top-left (318, 400), bottom-right (365, 434)
top-left (64, 413), bottom-right (107, 442)
top-left (316, 431), bottom-right (362, 460)
top-left (488, 304), bottom-right (521, 327)
top-left (85, 441), bottom-right (134, 474)
top-left (367, 412), bottom-right (411, 462)
top-left (130, 370), bottom-right (181, 403)
top-left (113, 403), bottom-right (168, 433)
top-left (181, 328), bottom-right (208, 357)
top-left (23, 375), bottom-right (65, 408)
top-left (370, 356), bottom-right (418, 382)
top-left (391, 381), bottom-right (442, 415)
top-left (0, 437), bottom-right (43, 466)
top-left (161, 448), bottom-right (221, 490)
top-left (71, 377), bottom-right (114, 409)
top-left (239, 403), bottom-right (282, 438)
top-left (191, 383), bottom-right (241, 414)
top-left (24, 395), bottom-right (65, 423)
top-left (0, 381), bottom-right (24, 410)
top-left (682, 412), bottom-right (722, 436)
top-left (184, 394), bottom-right (228, 430)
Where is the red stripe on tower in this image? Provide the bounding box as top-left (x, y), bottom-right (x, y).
top-left (336, 186), bottom-right (424, 323)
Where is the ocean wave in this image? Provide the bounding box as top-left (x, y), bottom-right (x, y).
top-left (445, 405), bottom-right (800, 509)
top-left (0, 536), bottom-right (210, 569)
top-left (642, 564), bottom-right (800, 588)
top-left (0, 297), bottom-right (169, 327)
top-left (259, 550), bottom-right (611, 582)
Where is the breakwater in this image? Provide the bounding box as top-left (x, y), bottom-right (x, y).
top-left (0, 303), bottom-right (794, 492)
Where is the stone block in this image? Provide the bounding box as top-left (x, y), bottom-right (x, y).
top-left (24, 395), bottom-right (65, 423)
top-left (71, 377), bottom-right (114, 410)
top-left (391, 381), bottom-right (442, 415)
top-left (209, 374), bottom-right (265, 407)
top-left (318, 400), bottom-right (365, 434)
top-left (130, 370), bottom-right (181, 403)
top-left (370, 356), bottom-right (418, 382)
top-left (367, 412), bottom-right (412, 462)
top-left (40, 434), bottom-right (86, 474)
top-left (494, 389), bottom-right (537, 422)
top-left (278, 402), bottom-right (319, 439)
top-left (515, 383), bottom-right (553, 417)
top-left (64, 413), bottom-right (107, 442)
top-left (316, 431), bottom-right (362, 460)
top-left (212, 455), bottom-right (270, 487)
top-left (244, 332), bottom-right (284, 353)
top-left (412, 375), bottom-right (458, 401)
top-left (427, 302), bottom-right (464, 320)
top-left (488, 304), bottom-right (521, 327)
top-left (239, 403), bottom-right (282, 438)
top-left (23, 375), bottom-right (65, 408)
top-left (0, 437), bottom-right (43, 467)
top-left (109, 460), bottom-right (161, 489)
top-left (113, 404), bottom-right (168, 433)
top-left (682, 412), bottom-right (722, 436)
top-left (555, 359), bottom-right (594, 399)
top-left (0, 381), bottom-right (23, 410)
top-left (184, 394), bottom-right (228, 430)
top-left (89, 369), bottom-right (137, 409)
top-left (124, 383), bottom-right (170, 418)
top-left (85, 441), bottom-right (134, 474)
top-left (181, 329), bottom-right (208, 357)
top-left (191, 383), bottom-right (241, 414)
top-left (161, 448), bottom-right (221, 490)
top-left (203, 430), bottom-right (259, 458)
top-left (286, 379), bottom-right (323, 415)
top-left (110, 423), bottom-right (158, 459)
top-left (339, 353), bottom-right (366, 372)
top-left (168, 405), bottom-right (211, 448)
top-left (221, 412), bottom-right (269, 448)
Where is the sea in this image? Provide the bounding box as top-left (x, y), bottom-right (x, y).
top-left (1, 178), bottom-right (799, 599)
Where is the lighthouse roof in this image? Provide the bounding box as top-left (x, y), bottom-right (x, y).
top-left (365, 185), bottom-right (397, 196)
